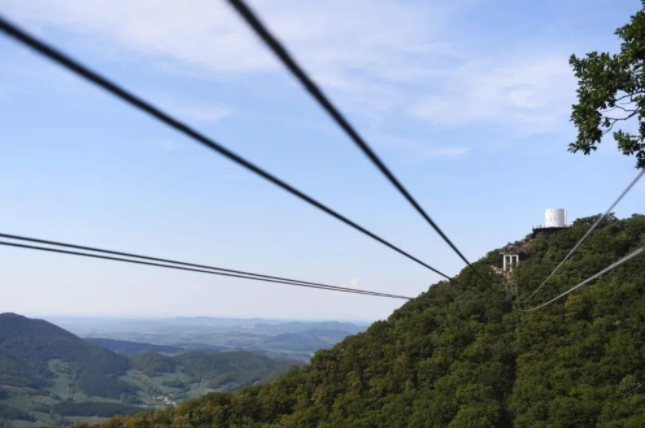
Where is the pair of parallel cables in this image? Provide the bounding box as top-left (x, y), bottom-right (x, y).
top-left (517, 169), bottom-right (645, 311)
top-left (0, 1), bottom-right (492, 300)
top-left (6, 2), bottom-right (639, 307)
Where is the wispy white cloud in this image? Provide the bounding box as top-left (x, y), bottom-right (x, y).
top-left (150, 139), bottom-right (180, 151)
top-left (173, 106), bottom-right (233, 123)
top-left (370, 133), bottom-right (470, 161)
top-left (2, 0), bottom-right (577, 135)
top-left (410, 55), bottom-right (576, 134)
top-left (2, 0), bottom-right (447, 77)
top-left (421, 147), bottom-right (470, 158)
top-left (1, 0), bottom-right (456, 117)
top-left (140, 92), bottom-right (234, 124)
top-left (341, 278), bottom-right (359, 289)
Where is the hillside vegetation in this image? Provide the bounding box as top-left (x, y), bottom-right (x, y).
top-left (84, 339), bottom-right (190, 356)
top-left (69, 321), bottom-right (364, 362)
top-left (0, 313), bottom-right (130, 397)
top-left (130, 353), bottom-right (177, 377)
top-left (76, 214), bottom-right (645, 428)
top-left (0, 316), bottom-right (296, 427)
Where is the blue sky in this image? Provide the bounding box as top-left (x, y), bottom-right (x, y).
top-left (0, 0), bottom-right (643, 321)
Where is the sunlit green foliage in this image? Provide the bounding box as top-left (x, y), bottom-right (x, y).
top-left (570, 1), bottom-right (645, 169)
top-left (52, 402), bottom-right (142, 418)
top-left (130, 353), bottom-right (177, 377)
top-left (0, 314), bottom-right (131, 398)
top-left (79, 214), bottom-right (645, 428)
top-left (0, 404), bottom-right (35, 422)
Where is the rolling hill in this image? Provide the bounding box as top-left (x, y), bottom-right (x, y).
top-left (83, 339), bottom-right (188, 356)
top-left (49, 317), bottom-right (367, 361)
top-left (75, 214), bottom-right (645, 427)
top-left (0, 313), bottom-right (130, 398)
top-left (0, 315), bottom-right (297, 427)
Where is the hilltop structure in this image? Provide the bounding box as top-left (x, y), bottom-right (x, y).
top-left (501, 244), bottom-right (520, 272)
top-left (532, 208), bottom-right (568, 236)
top-left (75, 214), bottom-right (645, 428)
top-left (502, 208), bottom-right (568, 273)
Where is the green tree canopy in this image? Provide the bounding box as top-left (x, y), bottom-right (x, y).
top-left (71, 214), bottom-right (645, 428)
top-left (570, 0), bottom-right (645, 169)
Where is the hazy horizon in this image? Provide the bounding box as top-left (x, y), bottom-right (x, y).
top-left (1, 0), bottom-right (643, 320)
top-left (35, 313), bottom-right (374, 324)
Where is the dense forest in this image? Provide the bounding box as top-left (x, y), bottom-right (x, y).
top-left (71, 213), bottom-right (645, 428)
top-left (130, 353), bottom-right (178, 377)
top-left (52, 402), bottom-right (143, 418)
top-left (0, 313), bottom-right (131, 398)
top-left (0, 314), bottom-right (298, 427)
top-left (85, 339), bottom-right (190, 356)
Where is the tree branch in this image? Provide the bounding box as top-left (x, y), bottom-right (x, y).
top-left (615, 92), bottom-right (644, 101)
top-left (602, 104), bottom-right (637, 113)
top-left (603, 120), bottom-right (618, 135)
top-left (601, 110), bottom-right (639, 135)
top-left (615, 92), bottom-right (645, 105)
top-left (603, 110), bottom-right (639, 122)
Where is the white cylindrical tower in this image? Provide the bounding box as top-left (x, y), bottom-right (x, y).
top-left (545, 209), bottom-right (566, 228)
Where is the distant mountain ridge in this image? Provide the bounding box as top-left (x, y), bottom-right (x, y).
top-left (84, 338), bottom-right (226, 356)
top-left (0, 314), bottom-right (297, 427)
top-left (49, 316), bottom-right (368, 361)
top-left (0, 313), bottom-right (129, 395)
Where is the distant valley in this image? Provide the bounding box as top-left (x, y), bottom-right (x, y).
top-left (0, 314), bottom-right (365, 427)
top-left (48, 316), bottom-right (368, 361)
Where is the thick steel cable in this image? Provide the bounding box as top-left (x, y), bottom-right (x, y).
top-left (0, 15), bottom-right (458, 285)
top-left (0, 232), bottom-right (410, 298)
top-left (519, 169), bottom-right (644, 302)
top-left (0, 240), bottom-right (412, 300)
top-left (226, 0), bottom-right (492, 288)
top-left (517, 245), bottom-right (645, 311)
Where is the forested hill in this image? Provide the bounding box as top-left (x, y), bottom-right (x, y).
top-left (79, 214), bottom-right (645, 428)
top-left (0, 315), bottom-right (296, 427)
top-left (0, 313), bottom-right (130, 395)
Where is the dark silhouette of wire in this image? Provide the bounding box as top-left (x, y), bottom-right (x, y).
top-left (517, 245), bottom-right (645, 311)
top-left (0, 240), bottom-right (413, 300)
top-left (0, 232), bottom-right (410, 298)
top-left (225, 0), bottom-right (491, 288)
top-left (518, 168), bottom-right (644, 303)
top-left (0, 15), bottom-right (458, 285)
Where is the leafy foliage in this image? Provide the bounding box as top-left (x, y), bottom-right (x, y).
top-left (0, 314), bottom-right (131, 398)
top-left (173, 352), bottom-right (284, 379)
top-left (85, 339), bottom-right (186, 356)
top-left (130, 353), bottom-right (177, 377)
top-left (75, 372), bottom-right (135, 399)
top-left (0, 348), bottom-right (52, 388)
top-left (0, 315), bottom-right (300, 425)
top-left (161, 380), bottom-right (186, 389)
top-left (0, 404), bottom-right (35, 422)
top-left (570, 1), bottom-right (645, 169)
top-left (74, 214), bottom-right (645, 428)
top-left (52, 402), bottom-right (143, 417)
